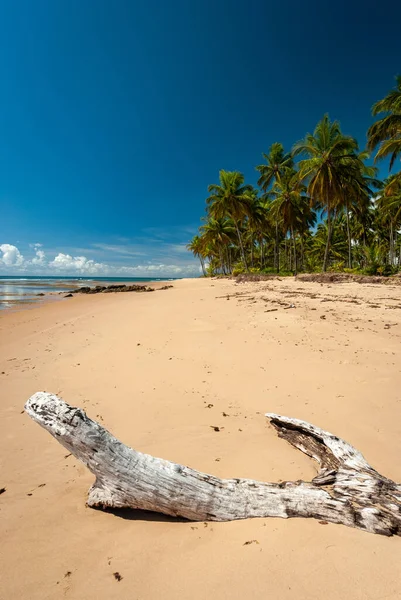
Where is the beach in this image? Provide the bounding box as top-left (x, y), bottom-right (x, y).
top-left (1, 277), bottom-right (401, 599)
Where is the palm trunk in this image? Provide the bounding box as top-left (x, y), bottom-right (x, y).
top-left (398, 234), bottom-right (401, 268)
top-left (284, 237), bottom-right (290, 271)
top-left (346, 200), bottom-right (352, 269)
top-left (323, 203), bottom-right (332, 272)
top-left (224, 246), bottom-right (230, 274)
top-left (234, 222), bottom-right (248, 271)
top-left (362, 231), bottom-right (367, 269)
top-left (300, 236), bottom-right (305, 271)
top-left (291, 226), bottom-right (298, 275)
top-left (390, 221), bottom-right (394, 266)
top-left (278, 236), bottom-right (280, 272)
top-left (218, 247), bottom-right (225, 275)
top-left (199, 257), bottom-right (207, 277)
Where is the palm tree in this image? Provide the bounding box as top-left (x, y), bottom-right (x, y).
top-left (207, 170), bottom-right (253, 270)
top-left (376, 175), bottom-right (401, 265)
top-left (200, 217), bottom-right (235, 274)
top-left (186, 235), bottom-right (207, 276)
top-left (293, 114), bottom-right (359, 271)
top-left (256, 143), bottom-right (293, 272)
top-left (269, 170), bottom-right (309, 274)
top-left (338, 151), bottom-right (379, 268)
top-left (256, 142), bottom-right (293, 190)
top-left (243, 186), bottom-right (263, 267)
top-left (367, 76), bottom-right (401, 173)
top-left (311, 217), bottom-right (348, 266)
top-left (251, 197), bottom-right (274, 269)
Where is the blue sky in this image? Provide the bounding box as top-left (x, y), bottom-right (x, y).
top-left (1, 0), bottom-right (401, 276)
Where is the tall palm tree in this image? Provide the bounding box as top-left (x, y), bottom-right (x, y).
top-left (338, 151), bottom-right (379, 268)
top-left (311, 217), bottom-right (348, 266)
top-left (206, 170), bottom-right (253, 270)
top-left (367, 75), bottom-right (401, 173)
top-left (256, 143), bottom-right (293, 272)
top-left (243, 186), bottom-right (263, 267)
top-left (376, 175), bottom-right (401, 265)
top-left (200, 217), bottom-right (235, 274)
top-left (269, 170), bottom-right (309, 274)
top-left (186, 235), bottom-right (207, 276)
top-left (256, 142), bottom-right (293, 190)
top-left (252, 197), bottom-right (274, 268)
top-left (293, 114), bottom-right (359, 271)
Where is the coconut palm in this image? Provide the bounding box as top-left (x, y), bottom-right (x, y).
top-left (256, 142), bottom-right (294, 190)
top-left (186, 235), bottom-right (207, 276)
top-left (252, 197), bottom-right (274, 269)
top-left (367, 75), bottom-right (401, 172)
top-left (269, 170), bottom-right (310, 274)
top-left (311, 217), bottom-right (348, 266)
top-left (200, 217), bottom-right (235, 274)
top-left (338, 151), bottom-right (379, 268)
top-left (376, 175), bottom-right (401, 265)
top-left (206, 170), bottom-right (253, 270)
top-left (293, 114), bottom-right (359, 271)
top-left (256, 143), bottom-right (293, 271)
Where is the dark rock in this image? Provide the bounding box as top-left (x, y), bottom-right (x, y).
top-left (64, 294), bottom-right (73, 298)
top-left (72, 284), bottom-right (155, 294)
top-left (36, 293), bottom-right (45, 296)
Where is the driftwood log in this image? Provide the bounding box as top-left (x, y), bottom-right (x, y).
top-left (25, 392), bottom-right (401, 536)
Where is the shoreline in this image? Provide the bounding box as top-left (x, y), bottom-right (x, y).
top-left (0, 278), bottom-right (181, 315)
top-left (1, 277), bottom-right (400, 599)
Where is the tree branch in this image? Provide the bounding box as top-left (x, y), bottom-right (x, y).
top-left (25, 393), bottom-right (401, 536)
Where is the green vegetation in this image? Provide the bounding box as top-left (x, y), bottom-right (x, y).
top-left (188, 77), bottom-right (401, 276)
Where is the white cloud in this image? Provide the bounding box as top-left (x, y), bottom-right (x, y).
top-left (0, 242), bottom-right (199, 278)
top-left (31, 249), bottom-right (46, 265)
top-left (0, 244), bottom-right (25, 267)
top-left (91, 243), bottom-right (147, 257)
top-left (48, 253), bottom-right (108, 274)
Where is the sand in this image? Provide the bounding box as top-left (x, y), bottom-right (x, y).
top-left (1, 277), bottom-right (400, 599)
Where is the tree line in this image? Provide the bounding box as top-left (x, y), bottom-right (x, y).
top-left (188, 76), bottom-right (401, 276)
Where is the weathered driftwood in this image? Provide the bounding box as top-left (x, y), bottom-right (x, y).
top-left (25, 392), bottom-right (401, 536)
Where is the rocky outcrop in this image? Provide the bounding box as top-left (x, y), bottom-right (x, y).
top-left (71, 284), bottom-right (155, 294)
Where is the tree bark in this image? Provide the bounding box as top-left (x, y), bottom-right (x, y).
top-left (25, 392), bottom-right (401, 536)
top-left (275, 221), bottom-right (279, 273)
top-left (291, 225), bottom-right (297, 275)
top-left (218, 247), bottom-right (225, 275)
top-left (234, 222), bottom-right (248, 271)
top-left (345, 200), bottom-right (352, 269)
top-left (199, 257), bottom-right (207, 277)
top-left (323, 203), bottom-right (332, 272)
top-left (398, 234), bottom-right (401, 268)
top-left (260, 239), bottom-right (264, 269)
top-left (390, 220), bottom-right (394, 266)
top-left (300, 235), bottom-right (305, 271)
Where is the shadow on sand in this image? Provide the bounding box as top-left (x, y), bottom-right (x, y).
top-left (92, 505), bottom-right (188, 523)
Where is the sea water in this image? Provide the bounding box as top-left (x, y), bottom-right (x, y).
top-left (0, 276), bottom-right (175, 310)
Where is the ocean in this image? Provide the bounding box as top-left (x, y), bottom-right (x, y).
top-left (0, 276), bottom-right (176, 310)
